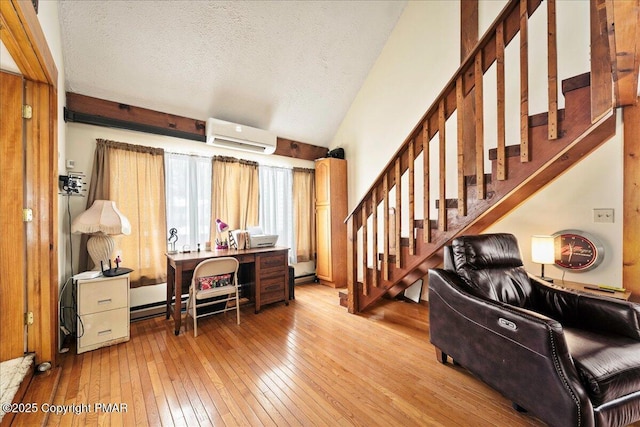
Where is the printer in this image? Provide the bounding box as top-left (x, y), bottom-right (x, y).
top-left (247, 227), bottom-right (278, 248)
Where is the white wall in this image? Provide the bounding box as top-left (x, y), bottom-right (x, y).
top-left (332, 0), bottom-right (460, 209)
top-left (64, 123), bottom-right (315, 307)
top-left (331, 0), bottom-right (625, 291)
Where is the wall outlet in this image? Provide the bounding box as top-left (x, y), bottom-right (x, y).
top-left (593, 208), bottom-right (614, 223)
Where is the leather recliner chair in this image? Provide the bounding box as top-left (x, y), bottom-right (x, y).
top-left (428, 233), bottom-right (640, 427)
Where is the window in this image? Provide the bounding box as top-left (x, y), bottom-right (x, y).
top-left (259, 165), bottom-right (295, 262)
top-left (165, 153), bottom-right (212, 251)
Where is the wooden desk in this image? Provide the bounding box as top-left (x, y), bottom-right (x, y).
top-left (547, 279), bottom-right (631, 301)
top-left (166, 247), bottom-right (289, 335)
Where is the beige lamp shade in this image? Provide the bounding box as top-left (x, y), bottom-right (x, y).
top-left (71, 200), bottom-right (131, 235)
top-left (531, 235), bottom-right (555, 282)
top-left (531, 235), bottom-right (555, 264)
top-left (72, 200), bottom-right (131, 270)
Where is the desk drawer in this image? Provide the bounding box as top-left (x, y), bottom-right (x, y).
top-left (78, 308), bottom-right (129, 349)
top-left (235, 254), bottom-right (255, 264)
top-left (79, 277), bottom-right (128, 315)
top-left (260, 275), bottom-right (285, 305)
top-left (259, 252), bottom-right (287, 271)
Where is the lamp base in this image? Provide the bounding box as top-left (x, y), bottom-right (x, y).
top-left (538, 264), bottom-right (554, 283)
top-left (87, 233), bottom-right (114, 271)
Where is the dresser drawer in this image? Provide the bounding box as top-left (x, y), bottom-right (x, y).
top-left (78, 277), bottom-right (129, 315)
top-left (78, 307), bottom-right (129, 349)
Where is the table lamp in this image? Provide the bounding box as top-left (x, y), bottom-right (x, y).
top-left (531, 235), bottom-right (555, 282)
top-left (215, 219), bottom-right (229, 249)
top-left (72, 200), bottom-right (131, 270)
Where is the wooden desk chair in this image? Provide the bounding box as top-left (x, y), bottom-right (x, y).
top-left (187, 257), bottom-right (240, 336)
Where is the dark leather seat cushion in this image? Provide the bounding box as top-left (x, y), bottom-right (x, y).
top-left (565, 327), bottom-right (640, 406)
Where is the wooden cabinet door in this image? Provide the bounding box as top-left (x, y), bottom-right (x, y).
top-left (315, 160), bottom-right (331, 205)
top-left (315, 204), bottom-right (332, 281)
top-left (0, 71), bottom-right (26, 361)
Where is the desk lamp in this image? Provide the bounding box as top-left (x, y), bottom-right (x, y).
top-left (531, 235), bottom-right (555, 282)
top-left (72, 200), bottom-right (131, 270)
top-left (215, 219), bottom-right (229, 249)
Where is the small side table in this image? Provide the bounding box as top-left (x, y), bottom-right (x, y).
top-left (549, 279), bottom-right (631, 301)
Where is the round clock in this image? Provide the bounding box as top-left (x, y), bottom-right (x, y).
top-left (552, 229), bottom-right (604, 271)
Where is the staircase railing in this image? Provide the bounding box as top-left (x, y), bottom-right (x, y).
top-left (344, 0), bottom-right (561, 313)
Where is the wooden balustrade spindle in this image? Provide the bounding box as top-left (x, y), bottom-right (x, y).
top-left (438, 99), bottom-right (447, 232)
top-left (346, 215), bottom-right (357, 313)
top-left (456, 76), bottom-right (467, 216)
top-left (372, 190), bottom-right (378, 288)
top-left (496, 21), bottom-right (507, 180)
top-left (383, 174), bottom-right (390, 281)
top-left (395, 158), bottom-right (402, 267)
top-left (423, 122), bottom-right (431, 242)
top-left (547, 0), bottom-right (558, 140)
top-left (520, 0), bottom-right (530, 162)
top-left (408, 139), bottom-right (415, 255)
top-left (361, 204), bottom-right (368, 296)
top-left (475, 52), bottom-right (486, 199)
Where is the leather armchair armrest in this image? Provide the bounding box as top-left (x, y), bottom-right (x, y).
top-left (429, 269), bottom-right (567, 358)
top-left (530, 275), bottom-right (640, 340)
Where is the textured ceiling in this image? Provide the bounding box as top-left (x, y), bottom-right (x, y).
top-left (59, 0), bottom-right (407, 147)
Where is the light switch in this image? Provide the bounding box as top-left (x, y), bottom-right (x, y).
top-left (593, 208), bottom-right (614, 223)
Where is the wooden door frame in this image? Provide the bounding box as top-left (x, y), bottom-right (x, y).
top-left (1, 0), bottom-right (59, 365)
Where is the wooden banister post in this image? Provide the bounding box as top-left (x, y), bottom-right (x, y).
top-left (346, 215), bottom-right (358, 314)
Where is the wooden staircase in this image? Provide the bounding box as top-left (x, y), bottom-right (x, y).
top-left (342, 0), bottom-right (618, 314)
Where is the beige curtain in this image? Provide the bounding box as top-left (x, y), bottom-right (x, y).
top-left (293, 168), bottom-right (316, 262)
top-left (81, 139), bottom-right (167, 287)
top-left (210, 156), bottom-right (259, 244)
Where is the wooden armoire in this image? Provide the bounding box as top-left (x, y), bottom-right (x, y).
top-left (315, 158), bottom-right (347, 288)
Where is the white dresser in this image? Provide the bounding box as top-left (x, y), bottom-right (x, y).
top-left (76, 274), bottom-right (130, 354)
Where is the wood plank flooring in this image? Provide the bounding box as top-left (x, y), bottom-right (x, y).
top-left (44, 284), bottom-right (546, 426)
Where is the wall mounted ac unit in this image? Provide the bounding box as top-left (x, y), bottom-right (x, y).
top-left (205, 118), bottom-right (277, 155)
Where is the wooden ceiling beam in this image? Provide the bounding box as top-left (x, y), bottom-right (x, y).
top-left (65, 92), bottom-right (328, 161)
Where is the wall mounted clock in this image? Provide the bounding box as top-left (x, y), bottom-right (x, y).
top-left (552, 229), bottom-right (604, 271)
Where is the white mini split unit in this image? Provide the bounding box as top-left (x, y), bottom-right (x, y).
top-left (205, 118), bottom-right (277, 155)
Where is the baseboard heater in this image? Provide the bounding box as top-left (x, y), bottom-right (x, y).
top-left (130, 297), bottom-right (187, 322)
top-left (294, 273), bottom-right (316, 284)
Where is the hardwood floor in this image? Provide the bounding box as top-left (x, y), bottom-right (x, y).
top-left (44, 283), bottom-right (545, 426)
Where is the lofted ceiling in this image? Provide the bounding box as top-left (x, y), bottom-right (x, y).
top-left (58, 0), bottom-right (407, 148)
